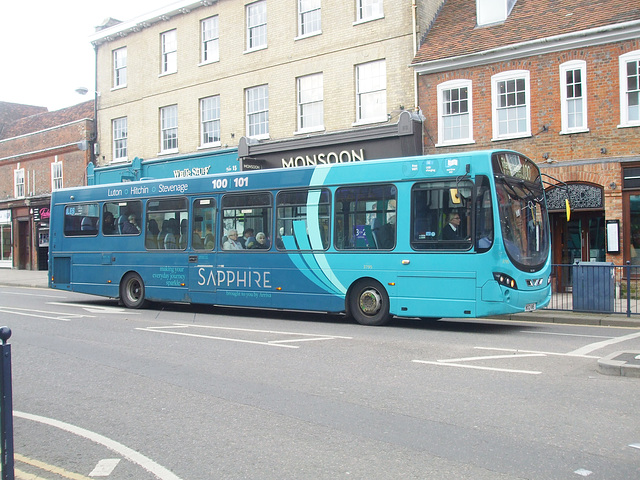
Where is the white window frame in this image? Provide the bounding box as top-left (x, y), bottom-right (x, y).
top-left (246, 85), bottom-right (269, 140)
top-left (201, 16), bottom-right (219, 65)
top-left (51, 158), bottom-right (63, 191)
top-left (14, 167), bottom-right (25, 199)
top-left (436, 79), bottom-right (474, 147)
top-left (161, 30), bottom-right (177, 75)
top-left (296, 73), bottom-right (324, 134)
top-left (559, 60), bottom-right (588, 134)
top-left (491, 70), bottom-right (531, 141)
top-left (246, 1), bottom-right (267, 52)
top-left (619, 49), bottom-right (640, 128)
top-left (113, 47), bottom-right (127, 89)
top-left (297, 0), bottom-right (321, 39)
top-left (355, 59), bottom-right (387, 125)
top-left (160, 105), bottom-right (178, 154)
top-left (112, 117), bottom-right (128, 162)
top-left (200, 96), bottom-right (221, 147)
top-left (355, 0), bottom-right (383, 24)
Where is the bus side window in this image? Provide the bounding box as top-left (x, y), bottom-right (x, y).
top-left (146, 197), bottom-right (188, 250)
top-left (193, 198), bottom-right (217, 251)
top-left (221, 192), bottom-right (272, 251)
top-left (334, 185), bottom-right (396, 250)
top-left (104, 201), bottom-right (142, 236)
top-left (64, 203), bottom-right (99, 237)
top-left (475, 176), bottom-right (494, 252)
top-left (276, 189), bottom-right (330, 251)
top-left (411, 181), bottom-right (472, 250)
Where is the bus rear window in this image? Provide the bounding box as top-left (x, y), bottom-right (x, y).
top-left (64, 203), bottom-right (99, 236)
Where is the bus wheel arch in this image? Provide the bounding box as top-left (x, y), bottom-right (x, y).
top-left (120, 271), bottom-right (147, 309)
top-left (347, 278), bottom-right (391, 326)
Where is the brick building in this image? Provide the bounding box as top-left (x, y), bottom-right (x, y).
top-left (88, 0), bottom-right (442, 169)
top-left (412, 0), bottom-right (640, 269)
top-left (0, 101), bottom-right (94, 270)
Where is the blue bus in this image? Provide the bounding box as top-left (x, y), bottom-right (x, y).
top-left (49, 150), bottom-right (551, 325)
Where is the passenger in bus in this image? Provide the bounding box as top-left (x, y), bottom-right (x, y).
top-left (442, 212), bottom-right (462, 240)
top-left (204, 226), bottom-right (215, 249)
top-left (179, 219), bottom-right (188, 248)
top-left (81, 216), bottom-right (96, 233)
top-left (252, 232), bottom-right (269, 249)
top-left (163, 218), bottom-right (179, 249)
top-left (103, 212), bottom-right (116, 235)
top-left (223, 229), bottom-right (243, 250)
top-left (192, 224), bottom-right (204, 249)
top-left (122, 215), bottom-right (140, 234)
top-left (240, 228), bottom-right (255, 248)
top-left (117, 215), bottom-right (128, 234)
top-left (146, 219), bottom-right (159, 249)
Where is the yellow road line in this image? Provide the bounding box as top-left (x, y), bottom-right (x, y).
top-left (15, 453), bottom-right (92, 480)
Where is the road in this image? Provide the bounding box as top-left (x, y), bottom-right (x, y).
top-left (0, 285), bottom-right (639, 479)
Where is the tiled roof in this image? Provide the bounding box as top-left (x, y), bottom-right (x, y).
top-left (0, 101), bottom-right (94, 140)
top-left (413, 0), bottom-right (640, 65)
top-left (0, 102), bottom-right (47, 127)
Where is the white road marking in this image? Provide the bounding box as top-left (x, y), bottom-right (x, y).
top-left (568, 331), bottom-right (640, 356)
top-left (0, 306), bottom-right (92, 321)
top-left (48, 302), bottom-right (139, 315)
top-left (136, 323), bottom-right (351, 349)
top-left (0, 290), bottom-right (67, 299)
top-left (441, 353), bottom-right (546, 363)
top-left (574, 468), bottom-right (593, 476)
top-left (629, 443), bottom-right (640, 450)
top-left (89, 458), bottom-right (121, 477)
top-left (474, 346), bottom-right (600, 359)
top-left (412, 360), bottom-right (541, 375)
top-left (137, 326), bottom-right (300, 348)
top-left (520, 330), bottom-right (614, 339)
top-left (14, 411), bottom-right (183, 480)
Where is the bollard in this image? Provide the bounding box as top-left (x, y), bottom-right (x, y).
top-left (0, 327), bottom-right (13, 480)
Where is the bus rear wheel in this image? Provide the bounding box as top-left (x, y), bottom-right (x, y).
top-left (349, 279), bottom-right (391, 326)
top-left (120, 272), bottom-right (147, 309)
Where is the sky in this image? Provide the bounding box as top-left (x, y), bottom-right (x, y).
top-left (0, 0), bottom-right (167, 111)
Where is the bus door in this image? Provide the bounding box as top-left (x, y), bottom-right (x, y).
top-left (188, 198), bottom-right (218, 303)
top-left (144, 197), bottom-right (191, 302)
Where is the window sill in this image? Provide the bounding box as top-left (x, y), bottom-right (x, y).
top-left (352, 117), bottom-right (388, 127)
top-left (198, 59), bottom-right (219, 67)
top-left (294, 31), bottom-right (322, 41)
top-left (246, 134), bottom-right (270, 141)
top-left (618, 122), bottom-right (640, 129)
top-left (353, 14), bottom-right (384, 26)
top-left (559, 128), bottom-right (589, 135)
top-left (435, 139), bottom-right (475, 148)
top-left (110, 157), bottom-right (129, 164)
top-left (294, 126), bottom-right (325, 136)
top-left (243, 45), bottom-right (267, 55)
top-left (198, 142), bottom-right (222, 150)
top-left (491, 132), bottom-right (532, 142)
top-left (110, 85), bottom-right (127, 92)
top-left (158, 149), bottom-right (179, 156)
top-left (158, 71), bottom-right (177, 78)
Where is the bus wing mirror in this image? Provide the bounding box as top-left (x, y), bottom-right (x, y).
top-left (566, 198), bottom-right (571, 221)
top-left (450, 189), bottom-right (461, 204)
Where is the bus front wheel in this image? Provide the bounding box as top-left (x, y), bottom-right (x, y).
top-left (120, 272), bottom-right (147, 309)
top-left (349, 279), bottom-right (391, 326)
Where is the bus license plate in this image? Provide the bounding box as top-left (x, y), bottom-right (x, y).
top-left (525, 303), bottom-right (536, 312)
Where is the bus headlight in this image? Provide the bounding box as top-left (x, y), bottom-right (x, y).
top-left (493, 272), bottom-right (518, 289)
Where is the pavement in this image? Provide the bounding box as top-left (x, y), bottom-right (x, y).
top-left (0, 267), bottom-right (638, 377)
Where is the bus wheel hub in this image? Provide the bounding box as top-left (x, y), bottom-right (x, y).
top-left (359, 289), bottom-right (382, 315)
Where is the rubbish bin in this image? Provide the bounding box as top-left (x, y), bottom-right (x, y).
top-left (572, 261), bottom-right (615, 313)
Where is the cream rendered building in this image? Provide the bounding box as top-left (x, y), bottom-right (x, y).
top-left (89, 0), bottom-right (441, 166)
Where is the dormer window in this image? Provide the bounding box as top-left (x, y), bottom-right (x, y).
top-left (476, 0), bottom-right (516, 26)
